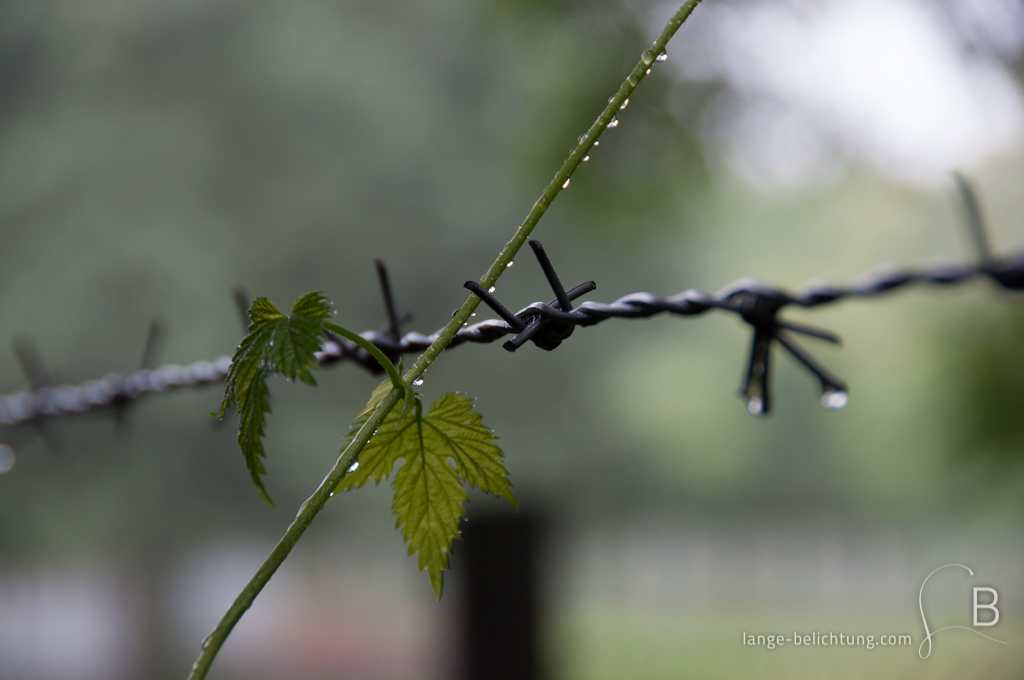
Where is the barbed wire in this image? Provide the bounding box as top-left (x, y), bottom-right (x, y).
top-left (1, 176), bottom-right (1020, 429)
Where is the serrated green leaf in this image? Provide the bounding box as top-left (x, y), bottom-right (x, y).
top-left (421, 393), bottom-right (517, 508)
top-left (335, 392), bottom-right (515, 598)
top-left (290, 290), bottom-right (332, 321)
top-left (215, 292), bottom-right (335, 505)
top-left (269, 292), bottom-right (332, 386)
top-left (237, 367), bottom-right (272, 502)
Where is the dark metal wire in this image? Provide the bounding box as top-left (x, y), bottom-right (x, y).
top-left (1, 179), bottom-right (1021, 426)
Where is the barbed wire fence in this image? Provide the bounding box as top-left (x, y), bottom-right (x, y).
top-left (0, 175), bottom-right (1020, 457)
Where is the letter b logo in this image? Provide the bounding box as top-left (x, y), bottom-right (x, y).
top-left (973, 587), bottom-right (999, 627)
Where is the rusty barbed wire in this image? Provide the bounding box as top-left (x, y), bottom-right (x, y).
top-left (0, 175), bottom-right (1020, 428)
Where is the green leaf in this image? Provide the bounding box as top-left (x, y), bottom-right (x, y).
top-left (214, 292), bottom-right (334, 505)
top-left (358, 377), bottom-right (396, 419)
top-left (270, 292), bottom-right (333, 386)
top-left (335, 392), bottom-right (515, 598)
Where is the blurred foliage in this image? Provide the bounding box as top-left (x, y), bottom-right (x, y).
top-left (939, 307), bottom-right (1024, 464)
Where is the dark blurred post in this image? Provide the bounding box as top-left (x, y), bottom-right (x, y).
top-left (458, 513), bottom-right (542, 680)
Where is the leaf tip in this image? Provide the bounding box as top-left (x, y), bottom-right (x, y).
top-left (429, 568), bottom-right (444, 599)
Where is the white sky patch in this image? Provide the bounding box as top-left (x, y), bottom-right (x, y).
top-left (660, 0), bottom-right (1024, 189)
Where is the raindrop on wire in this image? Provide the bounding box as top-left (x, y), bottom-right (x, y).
top-left (820, 390), bottom-right (848, 410)
top-left (747, 396), bottom-right (765, 416)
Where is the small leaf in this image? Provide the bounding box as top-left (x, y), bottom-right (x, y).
top-left (268, 292), bottom-right (332, 386)
top-left (359, 377), bottom-right (397, 419)
top-left (215, 292), bottom-right (336, 505)
top-left (335, 392), bottom-right (515, 598)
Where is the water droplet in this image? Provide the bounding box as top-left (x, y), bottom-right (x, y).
top-left (578, 134), bottom-right (587, 144)
top-left (347, 461), bottom-right (360, 473)
top-left (608, 95), bottom-right (615, 103)
top-left (646, 68), bottom-right (651, 75)
top-left (656, 51), bottom-right (668, 62)
top-left (607, 118), bottom-right (619, 128)
top-left (488, 286), bottom-right (496, 293)
top-left (583, 155), bottom-right (589, 162)
top-left (413, 378), bottom-right (424, 386)
top-left (328, 491), bottom-right (334, 497)
top-left (820, 390), bottom-right (848, 410)
top-left (642, 51), bottom-right (655, 66)
top-left (620, 98), bottom-right (629, 110)
top-left (593, 141), bottom-right (599, 146)
top-left (562, 179), bottom-right (570, 189)
top-left (747, 396), bottom-right (764, 416)
top-left (506, 261), bottom-right (514, 268)
top-left (0, 444), bottom-right (14, 473)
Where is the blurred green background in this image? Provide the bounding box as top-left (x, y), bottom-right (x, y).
top-left (1, 0), bottom-right (1023, 678)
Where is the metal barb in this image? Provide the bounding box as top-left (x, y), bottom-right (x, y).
top-left (139, 318), bottom-right (164, 370)
top-left (464, 281), bottom-right (527, 332)
top-left (375, 260), bottom-right (403, 342)
top-left (953, 172), bottom-right (993, 267)
top-left (13, 337), bottom-right (53, 389)
top-left (528, 240), bottom-right (574, 312)
top-left (953, 172), bottom-right (1024, 290)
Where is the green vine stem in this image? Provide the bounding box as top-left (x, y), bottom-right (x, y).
top-left (322, 320), bottom-right (415, 408)
top-left (186, 1), bottom-right (701, 677)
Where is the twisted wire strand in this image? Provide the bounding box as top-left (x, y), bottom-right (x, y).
top-left (1, 250), bottom-right (1019, 427)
